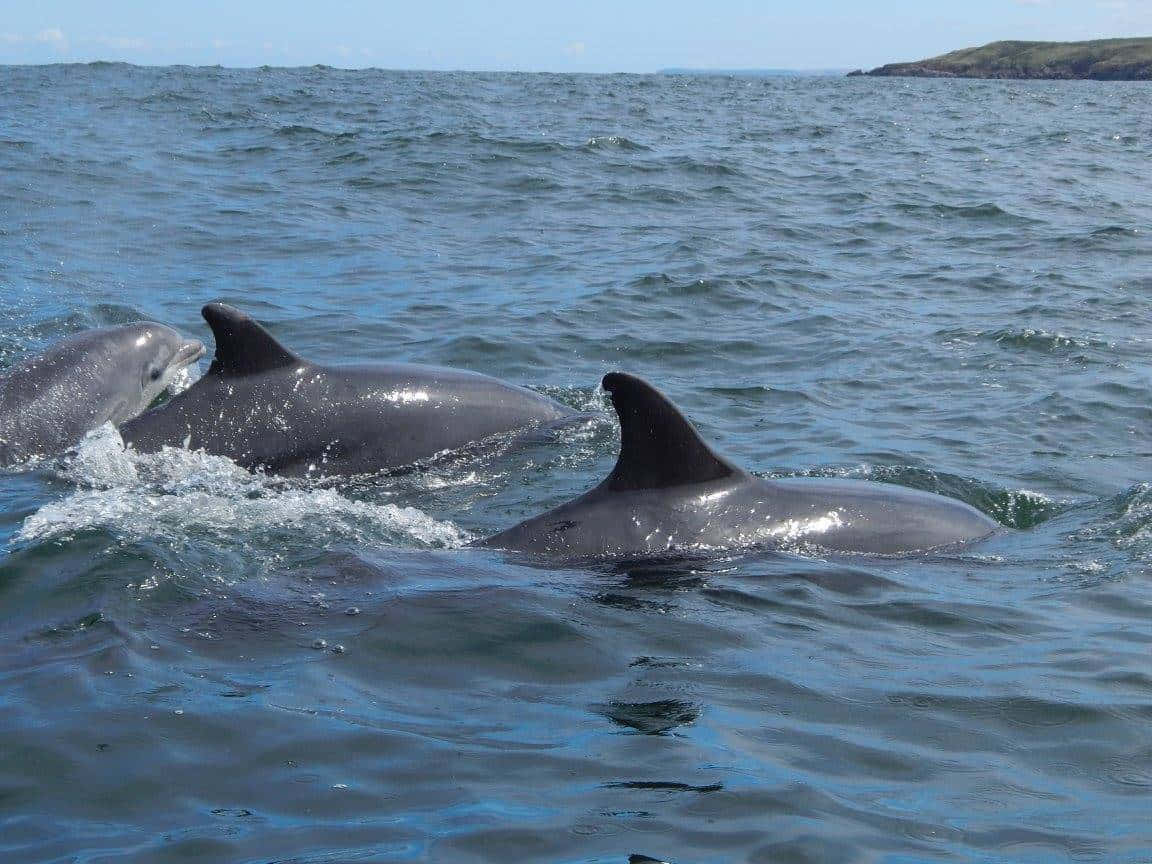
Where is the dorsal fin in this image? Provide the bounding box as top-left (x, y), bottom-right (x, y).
top-left (202, 303), bottom-right (300, 377)
top-left (601, 372), bottom-right (741, 491)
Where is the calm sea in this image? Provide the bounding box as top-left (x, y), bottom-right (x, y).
top-left (2, 64), bottom-right (1151, 863)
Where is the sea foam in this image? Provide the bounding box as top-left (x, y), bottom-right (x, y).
top-left (16, 424), bottom-right (469, 549)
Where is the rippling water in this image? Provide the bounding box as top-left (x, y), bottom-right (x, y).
top-left (2, 64), bottom-right (1152, 863)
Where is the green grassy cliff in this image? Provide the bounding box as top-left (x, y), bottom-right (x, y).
top-left (850, 38), bottom-right (1152, 80)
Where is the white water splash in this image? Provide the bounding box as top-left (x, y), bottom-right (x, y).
top-left (422, 470), bottom-right (495, 491)
top-left (165, 361), bottom-right (202, 395)
top-left (19, 486), bottom-right (467, 547)
top-left (18, 425), bottom-right (469, 548)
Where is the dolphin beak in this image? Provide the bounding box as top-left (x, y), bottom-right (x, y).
top-left (173, 339), bottom-right (206, 368)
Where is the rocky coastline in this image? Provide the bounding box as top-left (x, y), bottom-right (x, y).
top-left (849, 38), bottom-right (1152, 80)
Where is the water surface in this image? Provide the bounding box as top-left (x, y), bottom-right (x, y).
top-left (1, 65), bottom-right (1151, 862)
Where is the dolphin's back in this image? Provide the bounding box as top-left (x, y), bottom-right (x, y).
top-left (121, 304), bottom-right (572, 476)
top-left (766, 476), bottom-right (999, 554)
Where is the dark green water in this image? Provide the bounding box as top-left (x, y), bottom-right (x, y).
top-left (1, 64), bottom-right (1151, 862)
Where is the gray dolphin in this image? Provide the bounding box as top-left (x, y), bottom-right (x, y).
top-left (0, 322), bottom-right (205, 467)
top-left (479, 372), bottom-right (1000, 558)
top-left (120, 303), bottom-right (574, 477)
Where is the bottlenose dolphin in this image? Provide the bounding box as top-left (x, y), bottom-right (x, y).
top-left (479, 372), bottom-right (1000, 558)
top-left (121, 303), bottom-right (574, 477)
top-left (0, 323), bottom-right (205, 467)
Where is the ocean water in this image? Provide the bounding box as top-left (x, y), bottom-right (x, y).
top-left (1, 64), bottom-right (1151, 863)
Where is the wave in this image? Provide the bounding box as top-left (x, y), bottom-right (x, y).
top-left (1052, 227), bottom-right (1143, 250)
top-left (325, 149), bottom-right (370, 166)
top-left (422, 131), bottom-right (566, 155)
top-left (799, 464), bottom-right (1067, 530)
top-left (661, 156), bottom-right (745, 177)
top-left (582, 135), bottom-right (650, 152)
top-left (894, 201), bottom-right (1038, 224)
top-left (274, 124), bottom-right (358, 141)
top-left (1103, 484), bottom-right (1152, 559)
top-left (979, 326), bottom-right (1114, 355)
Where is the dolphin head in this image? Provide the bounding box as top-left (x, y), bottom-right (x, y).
top-left (106, 322), bottom-right (205, 423)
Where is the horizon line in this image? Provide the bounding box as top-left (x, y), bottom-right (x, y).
top-left (0, 58), bottom-right (858, 75)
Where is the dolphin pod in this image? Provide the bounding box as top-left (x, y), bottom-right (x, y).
top-left (0, 322), bottom-right (204, 466)
top-left (3, 307), bottom-right (1000, 557)
top-left (477, 372), bottom-right (999, 558)
top-left (120, 303), bottom-right (575, 477)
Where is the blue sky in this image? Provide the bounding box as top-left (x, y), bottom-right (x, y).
top-left (2, 1), bottom-right (1151, 71)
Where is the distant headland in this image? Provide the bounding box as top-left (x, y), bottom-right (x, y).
top-left (848, 38), bottom-right (1152, 80)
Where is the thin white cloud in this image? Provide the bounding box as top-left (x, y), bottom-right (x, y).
top-left (3, 30), bottom-right (148, 55)
top-left (83, 35), bottom-right (150, 51)
top-left (563, 41), bottom-right (586, 57)
top-left (35, 28), bottom-right (68, 52)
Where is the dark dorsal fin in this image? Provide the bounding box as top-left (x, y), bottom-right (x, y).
top-left (202, 303), bottom-right (300, 377)
top-left (601, 372), bottom-right (741, 492)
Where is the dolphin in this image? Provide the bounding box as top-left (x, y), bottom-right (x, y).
top-left (478, 372), bottom-right (1000, 558)
top-left (0, 322), bottom-right (205, 467)
top-left (120, 303), bottom-right (574, 477)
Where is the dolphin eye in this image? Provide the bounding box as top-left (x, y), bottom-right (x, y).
top-left (149, 368), bottom-right (162, 381)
